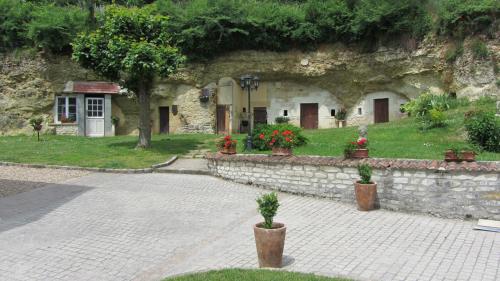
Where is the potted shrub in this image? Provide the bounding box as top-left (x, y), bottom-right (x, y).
top-left (254, 192), bottom-right (286, 268)
top-left (344, 137), bottom-right (369, 159)
top-left (111, 116), bottom-right (120, 135)
top-left (335, 108), bottom-right (347, 128)
top-left (354, 164), bottom-right (377, 211)
top-left (274, 116), bottom-right (290, 124)
top-left (29, 116), bottom-right (43, 142)
top-left (216, 135), bottom-right (237, 154)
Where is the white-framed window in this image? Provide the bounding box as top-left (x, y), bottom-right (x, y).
top-left (86, 98), bottom-right (104, 118)
top-left (56, 96), bottom-right (77, 123)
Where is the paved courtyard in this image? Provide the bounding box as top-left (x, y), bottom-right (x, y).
top-left (0, 167), bottom-right (499, 281)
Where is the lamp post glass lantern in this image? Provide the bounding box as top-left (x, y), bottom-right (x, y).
top-left (240, 75), bottom-right (260, 150)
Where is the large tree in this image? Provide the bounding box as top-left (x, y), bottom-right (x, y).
top-left (72, 5), bottom-right (184, 148)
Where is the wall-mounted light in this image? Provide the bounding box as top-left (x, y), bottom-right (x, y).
top-left (172, 105), bottom-right (178, 115)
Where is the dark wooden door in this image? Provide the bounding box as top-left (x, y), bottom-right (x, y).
top-left (300, 103), bottom-right (318, 129)
top-left (374, 98), bottom-right (389, 123)
top-left (216, 105), bottom-right (227, 134)
top-left (159, 106), bottom-right (169, 134)
top-left (253, 107), bottom-right (267, 125)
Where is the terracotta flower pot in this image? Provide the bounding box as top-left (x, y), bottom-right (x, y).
top-left (444, 150), bottom-right (459, 162)
top-left (351, 148), bottom-right (369, 159)
top-left (272, 147), bottom-right (292, 156)
top-left (254, 222), bottom-right (286, 268)
top-left (220, 146), bottom-right (236, 155)
top-left (461, 151), bottom-right (476, 162)
top-left (354, 181), bottom-right (377, 211)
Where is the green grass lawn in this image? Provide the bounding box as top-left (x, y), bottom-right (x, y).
top-left (232, 100), bottom-right (499, 161)
top-left (0, 99), bottom-right (497, 168)
top-left (163, 269), bottom-right (350, 281)
top-left (0, 134), bottom-right (215, 169)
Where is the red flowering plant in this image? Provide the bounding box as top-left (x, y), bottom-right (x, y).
top-left (260, 129), bottom-right (297, 149)
top-left (216, 135), bottom-right (238, 150)
top-left (344, 137), bottom-right (369, 157)
top-left (252, 124), bottom-right (308, 151)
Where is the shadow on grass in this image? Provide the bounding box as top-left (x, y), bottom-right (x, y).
top-left (107, 137), bottom-right (204, 155)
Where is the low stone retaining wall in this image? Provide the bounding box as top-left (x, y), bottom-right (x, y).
top-left (206, 153), bottom-right (500, 220)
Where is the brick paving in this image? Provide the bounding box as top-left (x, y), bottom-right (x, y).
top-left (0, 167), bottom-right (499, 281)
top-left (0, 166), bottom-right (89, 198)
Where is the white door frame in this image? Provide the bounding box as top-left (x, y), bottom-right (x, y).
top-left (85, 97), bottom-right (105, 137)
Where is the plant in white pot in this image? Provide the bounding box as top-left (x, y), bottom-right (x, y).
top-left (253, 192), bottom-right (286, 268)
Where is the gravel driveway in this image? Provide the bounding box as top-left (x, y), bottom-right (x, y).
top-left (0, 166), bottom-right (498, 281)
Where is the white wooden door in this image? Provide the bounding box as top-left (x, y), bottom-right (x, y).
top-left (85, 97), bottom-right (105, 137)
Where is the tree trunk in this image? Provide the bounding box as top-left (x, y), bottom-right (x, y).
top-left (137, 83), bottom-right (152, 148)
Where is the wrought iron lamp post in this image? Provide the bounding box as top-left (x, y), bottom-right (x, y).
top-left (240, 74), bottom-right (260, 150)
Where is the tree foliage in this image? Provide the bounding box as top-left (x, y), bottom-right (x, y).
top-left (2, 0), bottom-right (499, 57)
top-left (0, 0), bottom-right (32, 50)
top-left (72, 5), bottom-right (184, 147)
top-left (27, 4), bottom-right (88, 53)
top-left (72, 5), bottom-right (184, 90)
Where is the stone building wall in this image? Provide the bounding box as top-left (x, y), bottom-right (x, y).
top-left (206, 154), bottom-right (500, 220)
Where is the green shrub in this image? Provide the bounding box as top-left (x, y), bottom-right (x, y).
top-left (428, 108), bottom-right (447, 128)
top-left (304, 0), bottom-right (353, 42)
top-left (351, 0), bottom-right (431, 40)
top-left (470, 39), bottom-right (489, 59)
top-left (358, 164), bottom-right (372, 184)
top-left (404, 93), bottom-right (470, 130)
top-left (275, 116), bottom-right (290, 124)
top-left (445, 42), bottom-right (463, 63)
top-left (464, 110), bottom-right (500, 152)
top-left (336, 108), bottom-right (347, 120)
top-left (0, 0), bottom-right (32, 50)
top-left (403, 93), bottom-right (462, 117)
top-left (252, 123), bottom-right (308, 151)
top-left (29, 116), bottom-right (43, 131)
top-left (436, 0), bottom-right (498, 37)
top-left (256, 192), bottom-right (280, 229)
top-left (27, 4), bottom-right (87, 53)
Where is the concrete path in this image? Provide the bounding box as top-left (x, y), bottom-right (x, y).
top-left (157, 158), bottom-right (210, 175)
top-left (0, 168), bottom-right (499, 281)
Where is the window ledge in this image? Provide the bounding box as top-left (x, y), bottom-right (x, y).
top-left (49, 123), bottom-right (78, 126)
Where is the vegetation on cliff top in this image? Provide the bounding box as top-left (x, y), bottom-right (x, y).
top-left (1, 0), bottom-right (498, 58)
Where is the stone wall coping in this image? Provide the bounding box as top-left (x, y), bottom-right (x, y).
top-left (206, 153), bottom-right (500, 173)
top-left (49, 123), bottom-right (78, 126)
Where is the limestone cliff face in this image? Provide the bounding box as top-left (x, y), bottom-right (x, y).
top-left (169, 36), bottom-right (499, 106)
top-left (0, 53), bottom-right (97, 135)
top-left (0, 37), bottom-right (498, 135)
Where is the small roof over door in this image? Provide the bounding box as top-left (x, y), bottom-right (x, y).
top-left (63, 81), bottom-right (120, 95)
